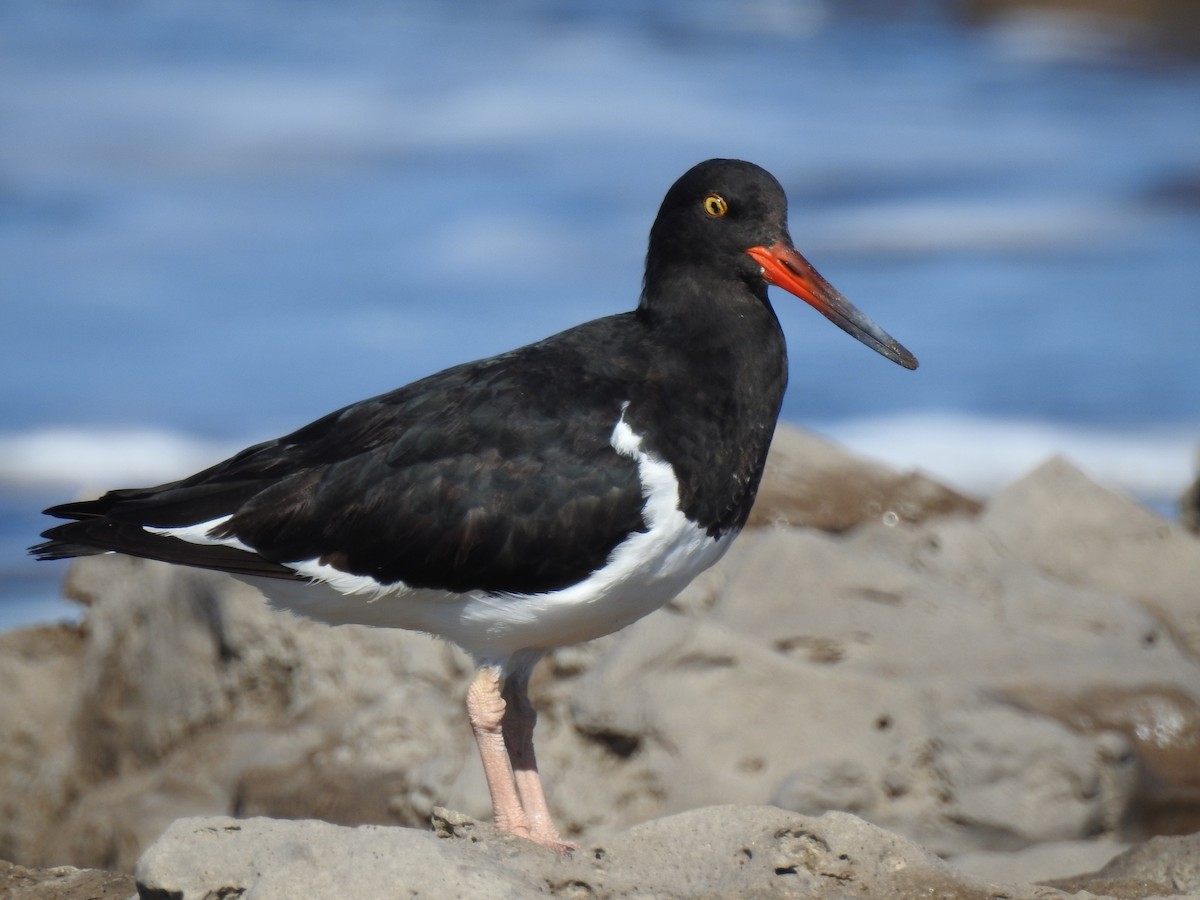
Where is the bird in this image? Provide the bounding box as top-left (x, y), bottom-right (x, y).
top-left (32, 158), bottom-right (917, 852)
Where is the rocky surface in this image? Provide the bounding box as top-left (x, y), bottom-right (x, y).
top-left (129, 808), bottom-right (1178, 900)
top-left (8, 812), bottom-right (1200, 899)
top-left (0, 859), bottom-right (134, 900)
top-left (2, 424), bottom-right (1200, 897)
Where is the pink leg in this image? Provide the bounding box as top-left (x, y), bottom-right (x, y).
top-left (465, 667), bottom-right (531, 840)
top-left (502, 672), bottom-right (579, 853)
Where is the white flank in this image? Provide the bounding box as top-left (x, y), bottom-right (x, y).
top-left (150, 515), bottom-right (391, 595)
top-left (145, 405), bottom-right (734, 664)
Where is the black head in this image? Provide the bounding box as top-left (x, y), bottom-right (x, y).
top-left (645, 159), bottom-right (789, 294)
top-left (643, 159), bottom-right (918, 370)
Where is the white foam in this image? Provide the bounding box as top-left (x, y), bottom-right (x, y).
top-left (813, 196), bottom-right (1141, 256)
top-left (815, 412), bottom-right (1196, 505)
top-left (0, 427), bottom-right (238, 492)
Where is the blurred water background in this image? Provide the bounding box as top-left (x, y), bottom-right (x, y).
top-left (3, 0), bottom-right (1199, 629)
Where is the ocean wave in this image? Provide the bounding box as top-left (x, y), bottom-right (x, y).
top-left (815, 412), bottom-right (1196, 505)
top-left (0, 428), bottom-right (239, 494)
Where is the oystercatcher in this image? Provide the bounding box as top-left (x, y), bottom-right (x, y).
top-left (32, 159), bottom-right (917, 851)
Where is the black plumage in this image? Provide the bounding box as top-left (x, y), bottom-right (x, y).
top-left (33, 160), bottom-right (818, 594)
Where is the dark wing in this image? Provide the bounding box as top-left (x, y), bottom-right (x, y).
top-left (33, 315), bottom-right (650, 594)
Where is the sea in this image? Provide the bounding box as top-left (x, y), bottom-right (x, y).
top-left (3, 0), bottom-right (1199, 630)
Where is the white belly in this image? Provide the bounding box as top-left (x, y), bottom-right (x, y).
top-left (240, 515), bottom-right (732, 664)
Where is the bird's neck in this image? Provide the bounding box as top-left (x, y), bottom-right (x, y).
top-left (630, 273), bottom-right (789, 536)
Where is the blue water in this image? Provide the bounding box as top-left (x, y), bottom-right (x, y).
top-left (4, 1), bottom-right (1200, 629)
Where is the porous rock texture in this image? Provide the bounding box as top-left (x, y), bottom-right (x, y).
top-left (2, 425), bottom-right (1200, 898)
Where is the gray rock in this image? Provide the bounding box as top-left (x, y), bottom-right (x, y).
top-left (0, 626), bottom-right (85, 868)
top-left (5, 553), bottom-right (477, 872)
top-left (1180, 461), bottom-right (1200, 534)
top-left (135, 815), bottom-right (532, 900)
top-left (949, 838), bottom-right (1130, 885)
top-left (133, 808), bottom-right (1041, 900)
top-left (1073, 832), bottom-right (1200, 893)
top-left (1045, 832), bottom-right (1200, 898)
top-left (772, 760), bottom-right (876, 818)
top-left (0, 858), bottom-right (135, 900)
top-left (982, 456), bottom-right (1200, 656)
top-left (747, 424), bottom-right (981, 531)
top-left (5, 437), bottom-right (1200, 885)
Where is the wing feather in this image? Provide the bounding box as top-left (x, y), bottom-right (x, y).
top-left (34, 315), bottom-right (652, 594)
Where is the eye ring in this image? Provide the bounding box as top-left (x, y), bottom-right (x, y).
top-left (703, 194), bottom-right (728, 218)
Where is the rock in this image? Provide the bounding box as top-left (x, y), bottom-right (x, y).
top-left (130, 807), bottom-right (1200, 899)
top-left (983, 456), bottom-right (1200, 655)
top-left (0, 859), bottom-right (135, 900)
top-left (8, 811), bottom-right (1200, 900)
top-left (133, 808), bottom-right (1040, 900)
top-left (1001, 683), bottom-right (1200, 836)
top-left (1181, 462), bottom-right (1200, 534)
top-left (1046, 832), bottom-right (1200, 898)
top-left (4, 437), bottom-right (1200, 886)
top-left (135, 816), bottom-right (534, 900)
top-left (747, 424), bottom-right (981, 531)
top-left (2, 553), bottom-right (477, 872)
top-left (0, 626), bottom-right (86, 870)
top-left (772, 759), bottom-right (876, 819)
top-left (567, 598), bottom-right (1146, 855)
top-left (670, 511), bottom-right (1194, 852)
top-left (949, 838), bottom-right (1130, 885)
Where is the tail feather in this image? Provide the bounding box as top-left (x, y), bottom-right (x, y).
top-left (31, 518), bottom-right (302, 581)
top-left (45, 481), bottom-right (260, 528)
top-left (28, 538), bottom-right (109, 561)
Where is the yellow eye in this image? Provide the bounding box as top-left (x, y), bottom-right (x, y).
top-left (703, 194), bottom-right (728, 218)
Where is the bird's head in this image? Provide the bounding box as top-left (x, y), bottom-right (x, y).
top-left (644, 158), bottom-right (917, 370)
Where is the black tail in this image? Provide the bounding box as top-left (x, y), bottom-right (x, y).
top-left (31, 510), bottom-right (302, 581)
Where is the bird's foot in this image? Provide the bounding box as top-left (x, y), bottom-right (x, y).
top-left (530, 833), bottom-right (580, 855)
top-left (499, 821), bottom-right (579, 854)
